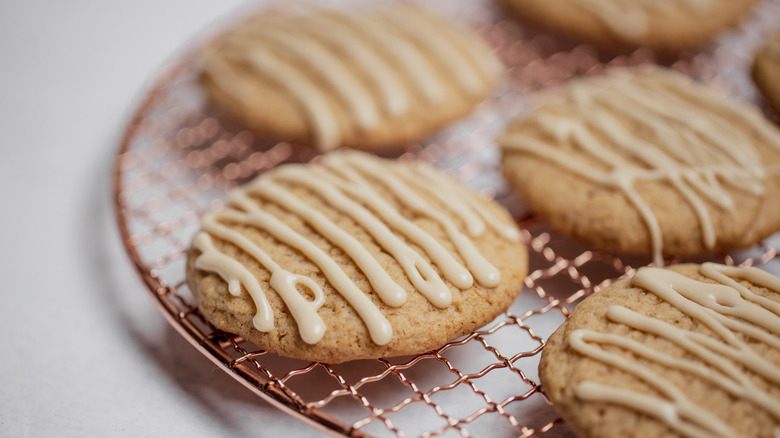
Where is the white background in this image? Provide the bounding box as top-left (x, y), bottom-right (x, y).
top-left (0, 1), bottom-right (321, 436)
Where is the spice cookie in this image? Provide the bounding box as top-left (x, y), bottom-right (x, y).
top-left (499, 0), bottom-right (759, 52)
top-left (539, 263), bottom-right (780, 438)
top-left (198, 4), bottom-right (503, 152)
top-left (499, 66), bottom-right (780, 266)
top-left (186, 152), bottom-right (527, 363)
top-left (753, 30), bottom-right (780, 113)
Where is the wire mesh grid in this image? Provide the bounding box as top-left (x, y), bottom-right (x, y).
top-left (113, 1), bottom-right (780, 436)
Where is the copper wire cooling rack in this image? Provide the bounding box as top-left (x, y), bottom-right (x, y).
top-left (113, 1), bottom-right (780, 436)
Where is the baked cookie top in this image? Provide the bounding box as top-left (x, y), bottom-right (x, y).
top-left (186, 151), bottom-right (527, 363)
top-left (499, 66), bottom-right (780, 266)
top-left (752, 30), bottom-right (780, 113)
top-left (500, 0), bottom-right (759, 52)
top-left (199, 4), bottom-right (503, 152)
top-left (539, 263), bottom-right (780, 438)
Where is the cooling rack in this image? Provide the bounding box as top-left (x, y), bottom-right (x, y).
top-left (113, 0), bottom-right (780, 436)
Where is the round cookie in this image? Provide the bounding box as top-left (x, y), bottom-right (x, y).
top-left (499, 0), bottom-right (759, 52)
top-left (753, 30), bottom-right (780, 114)
top-left (186, 151), bottom-right (527, 363)
top-left (539, 263), bottom-right (780, 438)
top-left (499, 66), bottom-right (780, 266)
top-left (199, 4), bottom-right (503, 152)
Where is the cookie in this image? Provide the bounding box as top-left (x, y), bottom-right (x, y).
top-left (199, 4), bottom-right (503, 152)
top-left (499, 0), bottom-right (759, 52)
top-left (539, 263), bottom-right (780, 438)
top-left (186, 151), bottom-right (527, 363)
top-left (753, 30), bottom-right (780, 113)
top-left (499, 66), bottom-right (780, 266)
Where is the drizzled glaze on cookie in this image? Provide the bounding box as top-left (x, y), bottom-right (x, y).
top-left (500, 67), bottom-right (780, 266)
top-left (569, 263), bottom-right (780, 438)
top-left (202, 5), bottom-right (501, 151)
top-left (577, 0), bottom-right (715, 40)
top-left (192, 152), bottom-right (519, 345)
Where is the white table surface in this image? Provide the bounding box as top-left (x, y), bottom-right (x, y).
top-left (0, 1), bottom-right (321, 436)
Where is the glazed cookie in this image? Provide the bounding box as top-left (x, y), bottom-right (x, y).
top-left (499, 0), bottom-right (759, 52)
top-left (753, 30), bottom-right (780, 113)
top-left (539, 263), bottom-right (780, 438)
top-left (186, 152), bottom-right (527, 363)
top-left (499, 66), bottom-right (780, 266)
top-left (199, 4), bottom-right (503, 152)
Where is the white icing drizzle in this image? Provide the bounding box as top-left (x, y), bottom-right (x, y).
top-left (332, 10), bottom-right (445, 104)
top-left (577, 0), bottom-right (716, 40)
top-left (233, 49), bottom-right (340, 150)
top-left (194, 232), bottom-right (275, 332)
top-left (291, 12), bottom-right (408, 117)
top-left (316, 163), bottom-right (474, 290)
top-left (392, 160), bottom-right (521, 242)
top-left (500, 67), bottom-right (780, 266)
top-left (333, 153), bottom-right (504, 288)
top-left (268, 166), bottom-right (455, 307)
top-left (201, 53), bottom-right (339, 148)
top-left (375, 7), bottom-right (485, 96)
top-left (208, 5), bottom-right (500, 151)
top-left (197, 190), bottom-right (394, 345)
top-left (194, 220), bottom-right (327, 344)
top-left (232, 18), bottom-right (379, 130)
top-left (193, 152), bottom-right (518, 345)
top-left (568, 263), bottom-right (780, 437)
